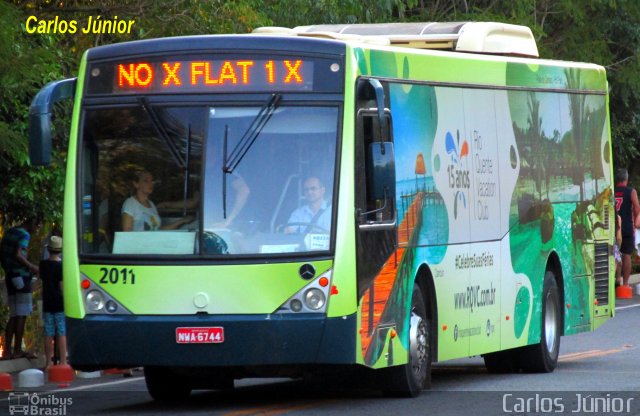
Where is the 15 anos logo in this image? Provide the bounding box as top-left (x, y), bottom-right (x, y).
top-left (445, 129), bottom-right (470, 219)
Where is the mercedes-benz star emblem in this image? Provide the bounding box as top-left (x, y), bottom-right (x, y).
top-left (299, 264), bottom-right (316, 280)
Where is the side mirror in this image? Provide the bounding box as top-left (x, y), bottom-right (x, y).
top-left (368, 142), bottom-right (396, 200)
top-left (29, 78), bottom-right (76, 166)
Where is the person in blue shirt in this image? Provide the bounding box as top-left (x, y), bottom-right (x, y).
top-left (285, 176), bottom-right (331, 234)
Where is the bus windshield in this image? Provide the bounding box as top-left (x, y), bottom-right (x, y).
top-left (80, 104), bottom-right (339, 257)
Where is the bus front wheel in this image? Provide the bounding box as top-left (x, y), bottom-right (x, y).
top-left (144, 366), bottom-right (192, 402)
top-left (382, 284), bottom-right (432, 397)
top-left (518, 271), bottom-right (561, 373)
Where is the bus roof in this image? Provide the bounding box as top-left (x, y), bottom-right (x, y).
top-left (253, 22), bottom-right (539, 58)
top-left (85, 34), bottom-right (346, 61)
top-left (80, 23), bottom-right (605, 93)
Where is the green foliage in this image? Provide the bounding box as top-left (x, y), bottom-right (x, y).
top-left (1, 0), bottom-right (640, 231)
top-left (533, 1), bottom-right (640, 176)
top-left (130, 0), bottom-right (271, 37)
top-left (263, 0), bottom-right (398, 26)
top-left (0, 2), bottom-right (71, 225)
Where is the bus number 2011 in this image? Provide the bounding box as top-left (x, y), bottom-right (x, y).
top-left (99, 267), bottom-right (136, 285)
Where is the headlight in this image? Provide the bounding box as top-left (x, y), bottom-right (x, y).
top-left (274, 268), bottom-right (333, 314)
top-left (304, 288), bottom-right (326, 310)
top-left (290, 299), bottom-right (303, 312)
top-left (105, 300), bottom-right (118, 313)
top-left (80, 272), bottom-right (131, 315)
top-left (86, 290), bottom-right (105, 311)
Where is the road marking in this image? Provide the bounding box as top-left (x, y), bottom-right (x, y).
top-left (559, 348), bottom-right (625, 362)
top-left (558, 349), bottom-right (600, 359)
top-left (48, 375), bottom-right (142, 392)
top-left (0, 377), bottom-right (143, 403)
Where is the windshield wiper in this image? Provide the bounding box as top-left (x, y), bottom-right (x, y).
top-left (182, 123), bottom-right (192, 217)
top-left (138, 97), bottom-right (186, 168)
top-left (220, 94), bottom-right (280, 222)
top-left (222, 124), bottom-right (229, 220)
top-left (223, 93), bottom-right (281, 173)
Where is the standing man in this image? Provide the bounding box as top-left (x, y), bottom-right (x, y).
top-left (614, 168), bottom-right (640, 287)
top-left (0, 218), bottom-right (39, 359)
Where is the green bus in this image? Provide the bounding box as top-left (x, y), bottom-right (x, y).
top-left (29, 22), bottom-right (614, 399)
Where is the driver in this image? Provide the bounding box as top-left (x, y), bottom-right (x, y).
top-left (285, 176), bottom-right (331, 234)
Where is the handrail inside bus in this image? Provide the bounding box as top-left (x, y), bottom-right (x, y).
top-left (28, 77), bottom-right (76, 166)
top-left (270, 173), bottom-right (300, 233)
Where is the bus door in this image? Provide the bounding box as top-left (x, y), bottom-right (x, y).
top-left (354, 79), bottom-right (399, 366)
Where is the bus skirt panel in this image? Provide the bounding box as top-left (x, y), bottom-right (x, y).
top-left (66, 313), bottom-right (356, 369)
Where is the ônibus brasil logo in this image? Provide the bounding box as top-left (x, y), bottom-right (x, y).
top-left (445, 129), bottom-right (470, 219)
top-left (8, 392), bottom-right (72, 415)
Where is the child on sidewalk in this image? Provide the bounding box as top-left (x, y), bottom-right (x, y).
top-left (39, 236), bottom-right (67, 369)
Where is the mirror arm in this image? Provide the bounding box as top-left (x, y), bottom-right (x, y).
top-left (367, 78), bottom-right (386, 143)
top-left (357, 187), bottom-right (389, 220)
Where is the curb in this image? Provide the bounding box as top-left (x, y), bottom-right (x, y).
top-left (0, 357), bottom-right (45, 374)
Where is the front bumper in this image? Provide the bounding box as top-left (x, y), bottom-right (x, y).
top-left (67, 313), bottom-right (356, 369)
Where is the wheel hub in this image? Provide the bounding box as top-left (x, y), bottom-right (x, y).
top-left (544, 292), bottom-right (557, 353)
top-left (409, 313), bottom-right (428, 378)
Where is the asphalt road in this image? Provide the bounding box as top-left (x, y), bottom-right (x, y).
top-left (2, 297), bottom-right (640, 415)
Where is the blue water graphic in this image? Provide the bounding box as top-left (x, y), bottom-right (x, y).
top-left (396, 177), bottom-right (448, 265)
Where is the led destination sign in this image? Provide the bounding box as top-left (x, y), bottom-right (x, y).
top-left (108, 58), bottom-right (314, 93)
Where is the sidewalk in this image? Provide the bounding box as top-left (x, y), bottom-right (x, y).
top-left (0, 356), bottom-right (45, 374)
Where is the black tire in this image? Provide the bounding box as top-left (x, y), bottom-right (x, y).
top-left (483, 349), bottom-right (517, 373)
top-left (382, 284), bottom-right (432, 397)
top-left (144, 366), bottom-right (192, 402)
top-left (191, 370), bottom-right (235, 391)
top-left (517, 271), bottom-right (561, 373)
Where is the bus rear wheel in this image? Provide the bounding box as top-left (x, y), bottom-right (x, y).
top-left (517, 271), bottom-right (561, 373)
top-left (382, 284), bottom-right (431, 397)
top-left (144, 366), bottom-right (192, 402)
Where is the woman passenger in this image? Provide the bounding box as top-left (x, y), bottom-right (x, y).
top-left (121, 169), bottom-right (192, 231)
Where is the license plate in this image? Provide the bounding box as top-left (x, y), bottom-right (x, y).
top-left (176, 327), bottom-right (224, 344)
